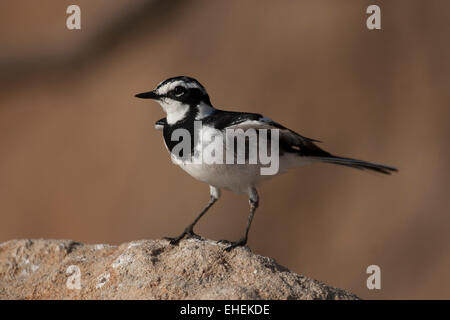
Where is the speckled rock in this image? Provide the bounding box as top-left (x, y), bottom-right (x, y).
top-left (0, 239), bottom-right (358, 300)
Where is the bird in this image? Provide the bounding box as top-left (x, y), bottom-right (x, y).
top-left (135, 76), bottom-right (397, 251)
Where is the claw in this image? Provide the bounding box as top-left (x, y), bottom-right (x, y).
top-left (163, 235), bottom-right (184, 245)
top-left (164, 226), bottom-right (202, 245)
top-left (224, 238), bottom-right (247, 251)
top-left (186, 231), bottom-right (202, 240)
top-left (217, 239), bottom-right (232, 245)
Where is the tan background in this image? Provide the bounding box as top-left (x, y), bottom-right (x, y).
top-left (0, 0), bottom-right (449, 299)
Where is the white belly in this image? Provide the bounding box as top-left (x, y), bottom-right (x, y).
top-left (165, 125), bottom-right (311, 193)
top-left (175, 160), bottom-right (270, 193)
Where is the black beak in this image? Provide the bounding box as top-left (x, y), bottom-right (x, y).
top-left (134, 90), bottom-right (159, 100)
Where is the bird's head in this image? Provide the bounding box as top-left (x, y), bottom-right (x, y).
top-left (135, 76), bottom-right (214, 124)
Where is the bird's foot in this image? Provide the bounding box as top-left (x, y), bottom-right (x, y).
top-left (163, 234), bottom-right (185, 245)
top-left (221, 237), bottom-right (247, 251)
top-left (217, 239), bottom-right (232, 245)
top-left (164, 226), bottom-right (201, 245)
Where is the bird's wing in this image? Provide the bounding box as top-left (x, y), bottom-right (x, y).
top-left (203, 110), bottom-right (397, 174)
top-left (222, 114), bottom-right (331, 157)
top-left (155, 118), bottom-right (167, 131)
top-left (225, 115), bottom-right (397, 174)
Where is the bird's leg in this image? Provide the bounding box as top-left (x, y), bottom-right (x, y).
top-left (165, 186), bottom-right (220, 245)
top-left (222, 188), bottom-right (259, 251)
top-left (164, 197), bottom-right (216, 244)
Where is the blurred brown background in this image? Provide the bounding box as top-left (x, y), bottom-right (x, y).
top-left (0, 0), bottom-right (449, 299)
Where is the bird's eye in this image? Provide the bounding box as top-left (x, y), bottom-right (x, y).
top-left (174, 86), bottom-right (185, 97)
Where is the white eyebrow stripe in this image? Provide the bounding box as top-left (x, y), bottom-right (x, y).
top-left (156, 80), bottom-right (204, 95)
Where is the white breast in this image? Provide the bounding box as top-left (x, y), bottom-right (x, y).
top-left (165, 124), bottom-right (310, 193)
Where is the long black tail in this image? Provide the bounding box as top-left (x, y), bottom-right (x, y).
top-left (310, 155), bottom-right (398, 175)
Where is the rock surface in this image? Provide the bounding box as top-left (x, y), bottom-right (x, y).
top-left (0, 239), bottom-right (358, 300)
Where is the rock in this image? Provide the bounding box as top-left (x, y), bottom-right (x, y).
top-left (0, 239), bottom-right (358, 300)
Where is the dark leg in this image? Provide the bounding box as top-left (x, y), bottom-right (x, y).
top-left (223, 188), bottom-right (259, 251)
top-left (165, 186), bottom-right (220, 245)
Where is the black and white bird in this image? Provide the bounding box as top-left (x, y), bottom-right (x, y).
top-left (135, 76), bottom-right (397, 251)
